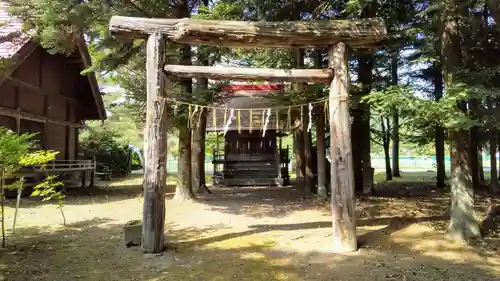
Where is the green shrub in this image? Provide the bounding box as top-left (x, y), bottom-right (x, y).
top-left (79, 127), bottom-right (135, 176)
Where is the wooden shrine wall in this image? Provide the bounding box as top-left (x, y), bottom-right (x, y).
top-left (0, 46), bottom-right (91, 160)
top-left (225, 130), bottom-right (277, 160)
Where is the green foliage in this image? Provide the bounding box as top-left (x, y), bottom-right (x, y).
top-left (0, 127), bottom-right (58, 177)
top-left (31, 175), bottom-right (65, 202)
top-left (5, 0), bottom-right (172, 68)
top-left (0, 126), bottom-right (63, 203)
top-left (364, 85), bottom-right (418, 147)
top-left (6, 0), bottom-right (500, 163)
top-left (19, 150), bottom-right (58, 167)
top-left (0, 129), bottom-right (33, 172)
top-left (365, 85), bottom-right (419, 118)
top-left (205, 132), bottom-right (221, 156)
top-left (97, 91), bottom-right (144, 147)
top-left (79, 124), bottom-right (133, 175)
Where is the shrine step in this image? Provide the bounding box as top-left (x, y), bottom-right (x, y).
top-left (225, 168), bottom-right (277, 174)
top-left (224, 167), bottom-right (277, 176)
top-left (226, 161), bottom-right (276, 167)
top-left (218, 177), bottom-right (280, 186)
top-left (224, 174), bottom-right (277, 179)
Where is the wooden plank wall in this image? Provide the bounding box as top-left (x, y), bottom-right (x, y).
top-left (224, 130), bottom-right (277, 159)
top-left (0, 46), bottom-right (81, 160)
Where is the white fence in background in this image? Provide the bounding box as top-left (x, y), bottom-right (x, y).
top-left (163, 156), bottom-right (494, 173)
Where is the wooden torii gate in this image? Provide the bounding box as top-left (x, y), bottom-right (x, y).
top-left (109, 16), bottom-right (387, 254)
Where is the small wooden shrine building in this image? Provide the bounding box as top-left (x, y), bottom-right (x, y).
top-left (206, 84), bottom-right (290, 186)
top-left (0, 3), bottom-right (105, 186)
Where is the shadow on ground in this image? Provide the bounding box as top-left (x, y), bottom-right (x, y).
top-left (196, 172), bottom-right (499, 221)
top-left (1, 215), bottom-right (499, 281)
top-left (196, 184), bottom-right (446, 220)
top-left (171, 215), bottom-right (449, 249)
top-left (2, 172), bottom-right (500, 280)
top-left (4, 176), bottom-right (150, 209)
top-left (196, 185), bottom-right (326, 218)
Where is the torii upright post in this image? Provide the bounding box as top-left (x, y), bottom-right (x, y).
top-left (142, 32), bottom-right (168, 253)
top-left (329, 42), bottom-right (357, 253)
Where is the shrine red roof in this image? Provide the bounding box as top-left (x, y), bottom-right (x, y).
top-left (221, 84), bottom-right (284, 93)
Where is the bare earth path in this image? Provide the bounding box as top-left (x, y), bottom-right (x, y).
top-left (0, 177), bottom-right (499, 281)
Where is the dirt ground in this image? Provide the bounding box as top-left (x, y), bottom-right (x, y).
top-left (1, 175), bottom-right (499, 281)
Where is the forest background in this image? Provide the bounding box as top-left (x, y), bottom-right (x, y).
top-left (5, 0), bottom-right (500, 190)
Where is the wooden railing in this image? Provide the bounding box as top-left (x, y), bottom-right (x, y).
top-left (32, 159), bottom-right (94, 171)
top-left (17, 159), bottom-right (96, 177)
top-left (8, 159), bottom-right (98, 188)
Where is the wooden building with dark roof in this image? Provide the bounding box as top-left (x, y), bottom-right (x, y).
top-left (0, 3), bottom-right (105, 186)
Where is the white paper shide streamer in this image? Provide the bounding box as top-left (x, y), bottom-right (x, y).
top-left (307, 103), bottom-right (313, 132)
top-left (262, 108), bottom-right (271, 137)
top-left (173, 104), bottom-right (178, 116)
top-left (223, 108), bottom-right (235, 136)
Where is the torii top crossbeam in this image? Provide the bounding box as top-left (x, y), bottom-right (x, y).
top-left (109, 16), bottom-right (387, 48)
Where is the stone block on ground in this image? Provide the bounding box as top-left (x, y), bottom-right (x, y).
top-left (124, 220), bottom-right (142, 247)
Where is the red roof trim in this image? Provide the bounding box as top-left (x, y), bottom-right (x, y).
top-left (221, 84), bottom-right (284, 92)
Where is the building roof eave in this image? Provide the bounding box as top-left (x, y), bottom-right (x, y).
top-left (76, 36), bottom-right (106, 121)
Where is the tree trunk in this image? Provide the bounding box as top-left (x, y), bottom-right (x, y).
top-left (293, 130), bottom-right (305, 181)
top-left (142, 33), bottom-right (167, 253)
top-left (191, 44), bottom-right (211, 194)
top-left (351, 110), bottom-right (363, 191)
top-left (469, 109), bottom-right (480, 188)
top-left (291, 47), bottom-right (307, 187)
top-left (316, 105), bottom-right (328, 199)
top-left (381, 117), bottom-right (393, 181)
top-left (489, 130), bottom-right (498, 193)
top-left (383, 145), bottom-right (392, 181)
top-left (303, 107), bottom-right (315, 192)
top-left (175, 125), bottom-right (196, 201)
top-left (194, 0), bottom-right (212, 194)
top-left (358, 53), bottom-right (374, 194)
top-left (447, 130), bottom-right (481, 240)
top-left (470, 136), bottom-right (479, 187)
top-left (433, 60), bottom-right (446, 188)
top-left (313, 48), bottom-right (326, 197)
top-left (174, 29), bottom-right (195, 201)
top-left (478, 145), bottom-right (485, 184)
top-left (329, 42), bottom-right (357, 253)
top-left (383, 138), bottom-right (393, 181)
top-left (435, 126), bottom-right (446, 188)
top-left (191, 117), bottom-right (202, 193)
top-left (392, 112), bottom-right (400, 177)
top-left (356, 1), bottom-right (377, 195)
top-left (390, 51), bottom-right (400, 177)
top-left (192, 110), bottom-right (210, 193)
top-left (442, 3), bottom-right (481, 240)
top-left (498, 136), bottom-right (500, 182)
